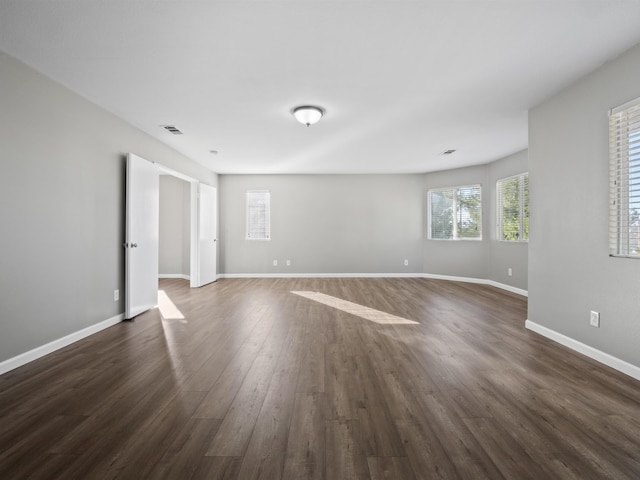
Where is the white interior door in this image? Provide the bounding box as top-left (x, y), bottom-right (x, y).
top-left (199, 183), bottom-right (218, 286)
top-left (125, 153), bottom-right (159, 319)
top-left (191, 183), bottom-right (217, 287)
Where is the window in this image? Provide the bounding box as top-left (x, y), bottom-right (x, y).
top-left (428, 184), bottom-right (482, 240)
top-left (246, 190), bottom-right (270, 240)
top-left (609, 97), bottom-right (640, 258)
top-left (496, 173), bottom-right (529, 242)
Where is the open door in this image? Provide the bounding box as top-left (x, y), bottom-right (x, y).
top-left (125, 154), bottom-right (159, 319)
top-left (191, 182), bottom-right (217, 287)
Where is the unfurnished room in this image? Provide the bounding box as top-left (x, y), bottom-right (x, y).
top-left (1, 1), bottom-right (640, 479)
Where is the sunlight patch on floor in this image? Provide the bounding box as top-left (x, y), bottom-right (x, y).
top-left (157, 290), bottom-right (186, 321)
top-left (291, 291), bottom-right (419, 325)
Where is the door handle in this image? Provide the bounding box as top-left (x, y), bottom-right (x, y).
top-left (131, 243), bottom-right (138, 248)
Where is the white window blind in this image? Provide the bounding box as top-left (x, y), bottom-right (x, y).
top-left (496, 173), bottom-right (529, 242)
top-left (428, 184), bottom-right (482, 240)
top-left (609, 97), bottom-right (640, 258)
top-left (246, 190), bottom-right (270, 240)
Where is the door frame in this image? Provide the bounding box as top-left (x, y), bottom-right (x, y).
top-left (156, 164), bottom-right (216, 288)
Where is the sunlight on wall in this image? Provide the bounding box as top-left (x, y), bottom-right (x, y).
top-left (291, 291), bottom-right (419, 325)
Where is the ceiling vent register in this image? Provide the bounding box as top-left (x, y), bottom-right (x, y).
top-left (162, 125), bottom-right (183, 135)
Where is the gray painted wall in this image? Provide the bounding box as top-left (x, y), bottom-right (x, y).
top-left (219, 175), bottom-right (424, 274)
top-left (488, 150), bottom-right (529, 290)
top-left (159, 175), bottom-right (191, 277)
top-left (421, 155), bottom-right (529, 290)
top-left (0, 51), bottom-right (217, 363)
top-left (528, 43), bottom-right (640, 367)
top-left (220, 158), bottom-right (528, 288)
top-left (0, 46), bottom-right (529, 367)
top-left (423, 165), bottom-right (490, 280)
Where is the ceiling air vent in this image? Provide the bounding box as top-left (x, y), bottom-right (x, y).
top-left (442, 149), bottom-right (456, 155)
top-left (162, 125), bottom-right (183, 135)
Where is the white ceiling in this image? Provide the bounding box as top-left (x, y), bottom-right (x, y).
top-left (2, 1), bottom-right (640, 174)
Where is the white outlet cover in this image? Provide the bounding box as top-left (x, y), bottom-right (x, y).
top-left (590, 310), bottom-right (600, 327)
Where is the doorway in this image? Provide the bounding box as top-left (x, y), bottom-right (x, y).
top-left (125, 154), bottom-right (217, 319)
top-left (159, 174), bottom-right (191, 281)
top-left (158, 164), bottom-right (217, 289)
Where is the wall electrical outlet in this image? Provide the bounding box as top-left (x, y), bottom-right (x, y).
top-left (590, 310), bottom-right (600, 328)
top-left (286, 260), bottom-right (291, 266)
top-left (404, 259), bottom-right (409, 266)
top-left (508, 268), bottom-right (513, 276)
top-left (273, 259), bottom-right (278, 266)
top-left (114, 289), bottom-right (119, 301)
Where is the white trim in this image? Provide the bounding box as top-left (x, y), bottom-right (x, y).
top-left (422, 273), bottom-right (488, 284)
top-left (485, 280), bottom-right (528, 297)
top-left (190, 181), bottom-right (199, 288)
top-left (217, 272), bottom-right (528, 297)
top-left (219, 273), bottom-right (426, 279)
top-left (610, 95), bottom-right (640, 115)
top-left (158, 164), bottom-right (197, 183)
top-left (159, 274), bottom-right (191, 280)
top-left (0, 314), bottom-right (124, 376)
top-left (525, 320), bottom-right (640, 382)
top-left (423, 274), bottom-right (528, 297)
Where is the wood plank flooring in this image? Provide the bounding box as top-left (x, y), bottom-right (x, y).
top-left (1, 277), bottom-right (640, 479)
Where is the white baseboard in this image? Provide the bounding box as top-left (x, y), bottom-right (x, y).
top-left (486, 280), bottom-right (528, 297)
top-left (422, 273), bottom-right (488, 284)
top-left (525, 320), bottom-right (640, 382)
top-left (159, 274), bottom-right (190, 280)
top-left (219, 272), bottom-right (426, 279)
top-left (422, 273), bottom-right (528, 297)
top-left (0, 314), bottom-right (124, 376)
top-left (218, 272), bottom-right (528, 297)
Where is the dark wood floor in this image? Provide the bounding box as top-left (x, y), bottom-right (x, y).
top-left (1, 278), bottom-right (639, 479)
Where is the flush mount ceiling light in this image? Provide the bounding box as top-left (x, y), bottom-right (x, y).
top-left (292, 105), bottom-right (325, 127)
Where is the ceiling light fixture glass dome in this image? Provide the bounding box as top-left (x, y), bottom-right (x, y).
top-left (292, 105), bottom-right (325, 127)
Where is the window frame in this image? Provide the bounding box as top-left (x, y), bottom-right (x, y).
top-left (609, 96), bottom-right (640, 258)
top-left (496, 172), bottom-right (529, 243)
top-left (246, 190), bottom-right (271, 241)
top-left (427, 184), bottom-right (483, 241)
